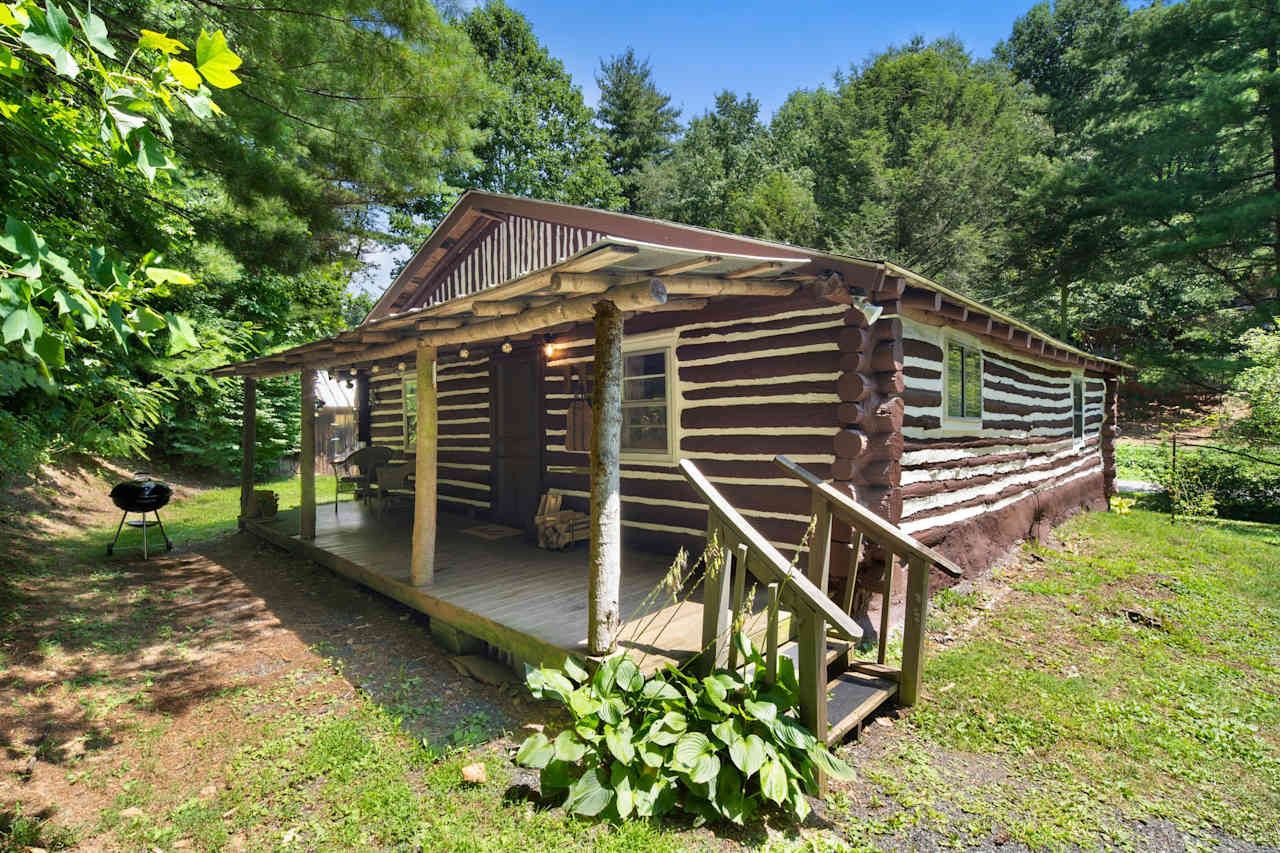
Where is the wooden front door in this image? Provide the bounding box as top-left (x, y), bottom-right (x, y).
top-left (491, 345), bottom-right (543, 531)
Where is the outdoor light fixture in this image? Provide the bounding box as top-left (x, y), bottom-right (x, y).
top-left (371, 365), bottom-right (380, 374)
top-left (543, 334), bottom-right (557, 358)
top-left (397, 361), bottom-right (406, 372)
top-left (501, 338), bottom-right (513, 354)
top-left (850, 293), bottom-right (884, 326)
top-left (459, 346), bottom-right (470, 359)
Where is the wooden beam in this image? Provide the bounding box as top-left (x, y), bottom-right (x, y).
top-left (300, 369), bottom-right (317, 540)
top-left (661, 276), bottom-right (797, 297)
top-left (360, 332), bottom-right (399, 343)
top-left (470, 300), bottom-right (526, 317)
top-left (898, 555), bottom-right (929, 706)
top-left (559, 244), bottom-right (639, 273)
top-left (650, 255), bottom-right (722, 276)
top-left (410, 342), bottom-right (437, 586)
top-left (238, 377), bottom-right (256, 528)
top-left (725, 261), bottom-right (785, 279)
top-left (587, 299), bottom-right (624, 657)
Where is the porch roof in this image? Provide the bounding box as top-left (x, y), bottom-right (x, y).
top-left (209, 237), bottom-right (819, 378)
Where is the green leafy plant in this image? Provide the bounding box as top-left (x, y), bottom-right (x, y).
top-left (1109, 495), bottom-right (1134, 515)
top-left (515, 634), bottom-right (854, 826)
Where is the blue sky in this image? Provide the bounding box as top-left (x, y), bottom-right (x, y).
top-left (506, 0), bottom-right (1040, 119)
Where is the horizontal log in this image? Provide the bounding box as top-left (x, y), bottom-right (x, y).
top-left (837, 372), bottom-right (872, 403)
top-left (834, 428), bottom-right (868, 458)
top-left (871, 339), bottom-right (904, 372)
top-left (839, 325), bottom-right (870, 353)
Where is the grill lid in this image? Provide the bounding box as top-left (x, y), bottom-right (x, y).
top-left (110, 472), bottom-right (172, 512)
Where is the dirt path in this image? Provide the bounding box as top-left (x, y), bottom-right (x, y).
top-left (0, 466), bottom-right (544, 848)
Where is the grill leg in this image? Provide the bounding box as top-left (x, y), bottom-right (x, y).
top-left (154, 511), bottom-right (173, 551)
top-left (142, 513), bottom-right (148, 559)
top-left (107, 511), bottom-right (127, 555)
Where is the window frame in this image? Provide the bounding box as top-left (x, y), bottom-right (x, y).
top-left (402, 374), bottom-right (418, 451)
top-left (618, 337), bottom-right (677, 464)
top-left (942, 338), bottom-right (984, 427)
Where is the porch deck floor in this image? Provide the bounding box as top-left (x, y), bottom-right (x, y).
top-left (246, 502), bottom-right (703, 670)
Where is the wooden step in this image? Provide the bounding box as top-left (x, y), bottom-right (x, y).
top-left (825, 670), bottom-right (897, 744)
top-left (741, 636), bottom-right (849, 683)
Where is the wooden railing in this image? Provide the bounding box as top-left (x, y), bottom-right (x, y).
top-left (681, 455), bottom-right (962, 743)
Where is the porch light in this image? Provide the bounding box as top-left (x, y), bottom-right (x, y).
top-left (501, 338), bottom-right (513, 354)
top-left (851, 293), bottom-right (884, 326)
top-left (397, 361), bottom-right (406, 372)
top-left (543, 334), bottom-right (557, 358)
top-left (458, 346), bottom-right (470, 360)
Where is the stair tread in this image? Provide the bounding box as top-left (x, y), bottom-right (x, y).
top-left (741, 636), bottom-right (848, 681)
top-left (825, 670), bottom-right (897, 744)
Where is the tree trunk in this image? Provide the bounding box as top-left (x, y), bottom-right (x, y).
top-left (587, 300), bottom-right (623, 657)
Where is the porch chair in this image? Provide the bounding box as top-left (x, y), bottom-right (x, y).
top-left (372, 459), bottom-right (416, 517)
top-left (332, 445), bottom-right (394, 514)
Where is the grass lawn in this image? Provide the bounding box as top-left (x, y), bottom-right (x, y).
top-left (2, 471), bottom-right (1278, 851)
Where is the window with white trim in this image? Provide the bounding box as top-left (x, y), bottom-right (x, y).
top-left (403, 376), bottom-right (418, 450)
top-left (945, 341), bottom-right (983, 421)
top-left (621, 347), bottom-right (671, 455)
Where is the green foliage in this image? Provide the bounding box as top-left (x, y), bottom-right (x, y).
top-left (435, 1), bottom-right (621, 214)
top-left (0, 407), bottom-right (48, 487)
top-left (1230, 322), bottom-right (1280, 446)
top-left (516, 638), bottom-right (854, 826)
top-left (595, 48), bottom-right (681, 210)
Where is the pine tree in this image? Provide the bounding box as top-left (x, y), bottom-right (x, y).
top-left (595, 48), bottom-right (681, 210)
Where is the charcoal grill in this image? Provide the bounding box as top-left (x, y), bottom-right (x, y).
top-left (107, 472), bottom-right (173, 558)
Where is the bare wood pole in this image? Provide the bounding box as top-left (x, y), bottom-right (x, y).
top-left (898, 555), bottom-right (930, 707)
top-left (238, 376), bottom-right (256, 528)
top-left (300, 369), bottom-right (317, 540)
top-left (411, 342), bottom-right (438, 586)
top-left (587, 299), bottom-right (623, 657)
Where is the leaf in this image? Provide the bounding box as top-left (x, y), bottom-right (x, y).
top-left (789, 777), bottom-right (811, 821)
top-left (145, 266), bottom-right (194, 286)
top-left (553, 730), bottom-right (586, 763)
top-left (514, 732), bottom-right (553, 769)
top-left (591, 655), bottom-right (619, 696)
top-left (540, 758), bottom-right (571, 792)
top-left (610, 763), bottom-right (634, 819)
top-left (41, 247), bottom-right (81, 287)
top-left (72, 7), bottom-right (114, 58)
top-left (527, 667), bottom-right (574, 703)
top-left (179, 90), bottom-right (220, 119)
top-left (743, 698), bottom-right (778, 726)
top-left (730, 733), bottom-right (766, 778)
top-left (689, 752), bottom-right (720, 785)
top-left (566, 687), bottom-right (599, 719)
top-left (647, 711), bottom-right (686, 745)
top-left (641, 679), bottom-right (681, 701)
top-left (613, 657), bottom-right (643, 693)
top-left (2, 303), bottom-right (41, 343)
top-left (0, 216), bottom-right (42, 277)
top-left (759, 758), bottom-right (788, 805)
top-left (710, 718), bottom-right (741, 749)
top-left (773, 715), bottom-right (818, 751)
top-left (194, 28), bottom-right (241, 88)
top-left (166, 313), bottom-right (197, 354)
top-left (563, 767), bottom-right (611, 817)
top-left (138, 29), bottom-right (186, 55)
top-left (603, 724), bottom-right (635, 765)
top-left (134, 127), bottom-right (172, 180)
top-left (132, 306), bottom-right (166, 333)
top-left (636, 740), bottom-right (665, 769)
top-left (33, 331), bottom-right (63, 369)
top-left (807, 743), bottom-right (857, 781)
top-left (672, 731), bottom-right (711, 769)
top-left (701, 676), bottom-right (733, 714)
top-left (21, 2), bottom-right (77, 76)
top-left (596, 696), bottom-right (625, 727)
top-left (561, 656), bottom-right (589, 685)
top-left (168, 59), bottom-right (200, 90)
top-left (715, 764), bottom-right (746, 824)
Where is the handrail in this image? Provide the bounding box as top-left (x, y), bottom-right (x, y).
top-left (772, 455), bottom-right (963, 578)
top-left (679, 459), bottom-right (864, 641)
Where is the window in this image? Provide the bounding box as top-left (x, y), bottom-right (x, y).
top-left (403, 376), bottom-right (418, 450)
top-left (946, 342), bottom-right (983, 420)
top-left (1072, 378), bottom-right (1084, 440)
top-left (621, 348), bottom-right (669, 454)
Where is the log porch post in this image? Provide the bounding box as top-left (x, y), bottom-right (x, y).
top-left (411, 341), bottom-right (438, 586)
top-left (238, 376), bottom-right (256, 528)
top-left (587, 299), bottom-right (623, 656)
top-left (300, 368), bottom-right (317, 540)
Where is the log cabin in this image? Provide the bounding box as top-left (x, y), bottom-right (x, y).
top-left (211, 190), bottom-right (1125, 743)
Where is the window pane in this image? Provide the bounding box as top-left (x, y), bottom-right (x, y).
top-left (1073, 380), bottom-right (1084, 438)
top-left (625, 351), bottom-right (665, 378)
top-left (621, 405), bottom-right (667, 452)
top-left (947, 344), bottom-right (964, 418)
top-left (624, 375), bottom-right (665, 402)
top-left (963, 349), bottom-right (982, 419)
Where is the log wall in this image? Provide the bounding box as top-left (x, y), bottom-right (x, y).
top-left (364, 351), bottom-right (493, 514)
top-left (542, 294), bottom-right (848, 561)
top-left (898, 314), bottom-right (1109, 574)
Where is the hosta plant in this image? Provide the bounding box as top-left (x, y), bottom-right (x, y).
top-left (515, 631), bottom-right (855, 825)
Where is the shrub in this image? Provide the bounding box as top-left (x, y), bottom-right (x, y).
top-left (0, 410), bottom-right (50, 488)
top-left (515, 635), bottom-right (855, 826)
top-left (1163, 450), bottom-right (1280, 522)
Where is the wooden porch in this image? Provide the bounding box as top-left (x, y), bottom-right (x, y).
top-left (244, 501), bottom-right (726, 671)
